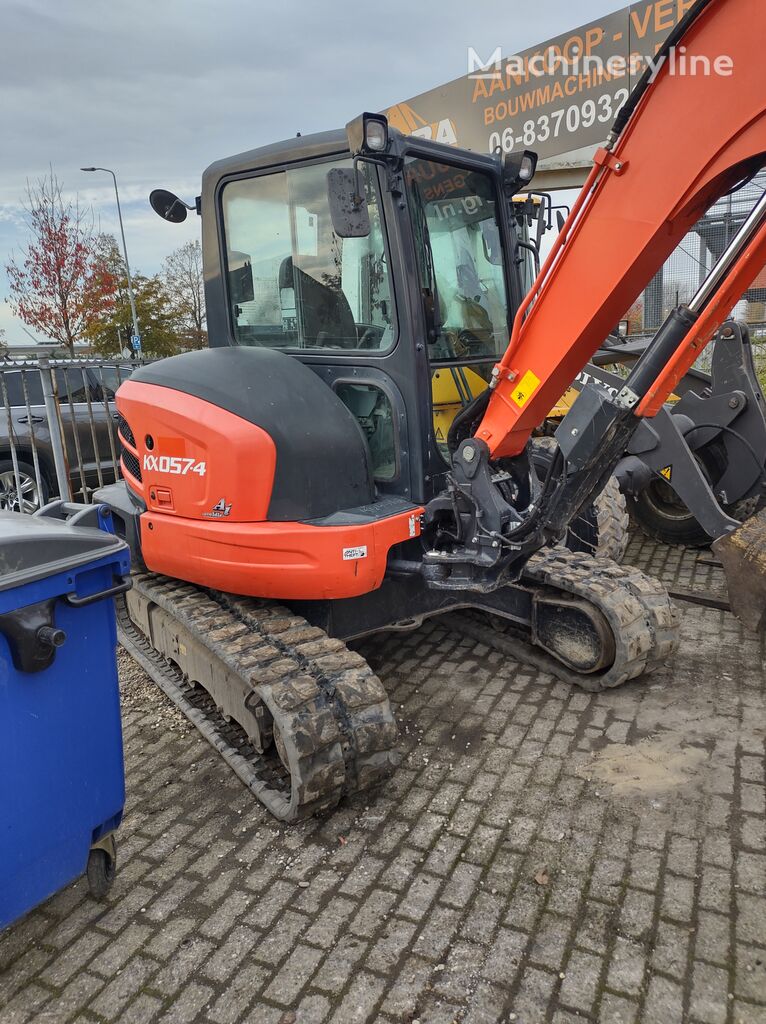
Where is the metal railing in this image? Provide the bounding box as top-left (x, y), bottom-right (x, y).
top-left (0, 359), bottom-right (137, 514)
top-left (616, 328), bottom-right (766, 388)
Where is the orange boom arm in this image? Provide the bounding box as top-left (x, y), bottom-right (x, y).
top-left (476, 0), bottom-right (766, 458)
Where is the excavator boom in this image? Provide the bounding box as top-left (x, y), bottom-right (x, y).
top-left (476, 0), bottom-right (766, 459)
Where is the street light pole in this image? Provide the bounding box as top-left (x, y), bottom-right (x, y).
top-left (81, 166), bottom-right (141, 357)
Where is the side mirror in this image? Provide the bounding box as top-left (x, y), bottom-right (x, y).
top-left (556, 210), bottom-right (566, 233)
top-left (149, 188), bottom-right (193, 223)
top-left (228, 252), bottom-right (254, 304)
top-left (327, 168), bottom-right (371, 238)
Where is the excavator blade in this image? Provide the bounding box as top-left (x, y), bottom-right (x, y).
top-left (712, 508), bottom-right (766, 633)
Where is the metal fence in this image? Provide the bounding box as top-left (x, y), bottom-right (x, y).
top-left (619, 327), bottom-right (766, 391)
top-left (639, 170), bottom-right (766, 333)
top-left (0, 359), bottom-right (136, 514)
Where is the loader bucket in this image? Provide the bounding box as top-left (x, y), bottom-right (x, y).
top-left (712, 508), bottom-right (766, 633)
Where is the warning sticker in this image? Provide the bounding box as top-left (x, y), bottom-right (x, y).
top-left (660, 466), bottom-right (672, 482)
top-left (510, 370), bottom-right (542, 409)
top-left (343, 546), bottom-right (368, 561)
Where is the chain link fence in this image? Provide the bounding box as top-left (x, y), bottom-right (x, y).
top-left (631, 170), bottom-right (766, 389)
top-left (0, 359), bottom-right (136, 514)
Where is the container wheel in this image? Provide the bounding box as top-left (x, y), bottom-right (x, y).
top-left (87, 845), bottom-right (116, 899)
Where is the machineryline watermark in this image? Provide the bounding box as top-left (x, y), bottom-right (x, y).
top-left (468, 46), bottom-right (734, 83)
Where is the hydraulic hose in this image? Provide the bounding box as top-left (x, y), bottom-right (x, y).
top-left (608, 0), bottom-right (717, 144)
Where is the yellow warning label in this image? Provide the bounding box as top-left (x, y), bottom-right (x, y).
top-left (511, 370), bottom-right (542, 409)
top-left (660, 465), bottom-right (672, 481)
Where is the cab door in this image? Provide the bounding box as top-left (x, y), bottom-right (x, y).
top-left (402, 154), bottom-right (516, 467)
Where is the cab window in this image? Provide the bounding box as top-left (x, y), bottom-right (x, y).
top-left (405, 157), bottom-right (511, 365)
top-left (221, 161), bottom-right (395, 352)
top-left (335, 382), bottom-right (396, 481)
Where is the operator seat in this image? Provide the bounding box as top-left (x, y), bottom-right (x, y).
top-left (278, 257), bottom-right (357, 347)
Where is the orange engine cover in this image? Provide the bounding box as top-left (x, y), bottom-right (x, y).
top-left (118, 380), bottom-right (277, 522)
top-left (116, 378), bottom-right (422, 601)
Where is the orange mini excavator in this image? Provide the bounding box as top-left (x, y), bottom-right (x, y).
top-left (101, 0), bottom-right (766, 821)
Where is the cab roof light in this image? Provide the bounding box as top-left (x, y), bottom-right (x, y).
top-left (346, 112), bottom-right (390, 158)
top-left (501, 150), bottom-right (539, 193)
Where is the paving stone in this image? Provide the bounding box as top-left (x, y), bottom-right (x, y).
top-left (206, 963), bottom-right (269, 1024)
top-left (380, 954), bottom-right (433, 1017)
top-left (34, 972), bottom-right (104, 1023)
top-left (440, 861), bottom-right (483, 910)
top-left (695, 911), bottom-right (731, 966)
top-left (462, 980), bottom-right (508, 1024)
top-left (1, 540), bottom-right (763, 1024)
top-left (262, 943), bottom-right (324, 1005)
top-left (330, 972), bottom-right (386, 1023)
top-left (653, 920), bottom-right (691, 980)
top-left (481, 926), bottom-right (528, 985)
top-left (511, 965), bottom-right (558, 1020)
top-left (202, 924), bottom-right (258, 983)
top-left (312, 935), bottom-right (368, 993)
top-left (599, 991), bottom-right (640, 1023)
top-left (398, 873), bottom-right (442, 922)
top-left (152, 936), bottom-right (216, 996)
top-left (155, 980), bottom-right (213, 1023)
top-left (432, 939), bottom-right (485, 1001)
top-left (89, 954), bottom-right (156, 1019)
top-left (689, 961), bottom-right (730, 1024)
top-left (606, 937), bottom-right (646, 997)
top-left (558, 949), bottom-right (602, 1014)
top-left (303, 898), bottom-right (355, 949)
top-left (117, 994), bottom-right (165, 1024)
top-left (643, 973), bottom-right (684, 1022)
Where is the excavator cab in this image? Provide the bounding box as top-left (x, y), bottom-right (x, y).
top-left (198, 116), bottom-right (530, 512)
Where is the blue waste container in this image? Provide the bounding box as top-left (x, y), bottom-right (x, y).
top-left (0, 503), bottom-right (131, 930)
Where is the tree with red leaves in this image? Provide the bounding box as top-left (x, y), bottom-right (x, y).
top-left (5, 171), bottom-right (117, 356)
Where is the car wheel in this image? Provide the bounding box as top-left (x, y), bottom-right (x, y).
top-left (0, 459), bottom-right (49, 514)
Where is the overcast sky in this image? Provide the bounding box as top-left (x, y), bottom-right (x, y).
top-left (0, 0), bottom-right (615, 343)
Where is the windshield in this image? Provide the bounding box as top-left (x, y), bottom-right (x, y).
top-left (221, 160), bottom-right (394, 351)
top-left (405, 157), bottom-right (511, 365)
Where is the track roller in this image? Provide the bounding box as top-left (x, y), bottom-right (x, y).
top-left (448, 548), bottom-right (680, 692)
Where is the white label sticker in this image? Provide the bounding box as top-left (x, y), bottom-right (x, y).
top-left (343, 546), bottom-right (368, 561)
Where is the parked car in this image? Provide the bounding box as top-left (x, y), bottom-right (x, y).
top-left (0, 363), bottom-right (134, 512)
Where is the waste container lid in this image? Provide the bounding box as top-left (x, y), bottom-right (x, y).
top-left (0, 512), bottom-right (127, 592)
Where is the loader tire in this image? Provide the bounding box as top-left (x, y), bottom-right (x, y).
top-left (530, 438), bottom-right (629, 561)
top-left (627, 437), bottom-right (761, 547)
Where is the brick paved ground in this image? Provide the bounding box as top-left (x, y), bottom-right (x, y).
top-left (1, 534), bottom-right (764, 1024)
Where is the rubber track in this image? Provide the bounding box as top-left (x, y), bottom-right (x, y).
top-left (119, 574), bottom-right (399, 823)
top-left (446, 548), bottom-right (679, 692)
top-left (215, 591), bottom-right (400, 795)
